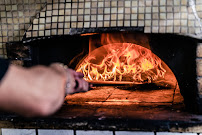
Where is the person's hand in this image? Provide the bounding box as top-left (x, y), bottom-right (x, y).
top-left (65, 68), bottom-right (89, 94)
top-left (0, 64), bottom-right (89, 117)
top-left (50, 64), bottom-right (90, 94)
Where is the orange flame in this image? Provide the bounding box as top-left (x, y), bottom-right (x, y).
top-left (76, 43), bottom-right (166, 83)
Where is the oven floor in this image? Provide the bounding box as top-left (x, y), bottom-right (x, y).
top-left (65, 85), bottom-right (183, 105)
top-left (62, 86), bottom-right (185, 121)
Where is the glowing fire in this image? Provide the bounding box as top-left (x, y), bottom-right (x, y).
top-left (76, 43), bottom-right (166, 83)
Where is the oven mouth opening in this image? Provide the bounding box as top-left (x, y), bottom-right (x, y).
top-left (14, 31), bottom-right (199, 111)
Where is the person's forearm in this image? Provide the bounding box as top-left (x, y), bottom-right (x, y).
top-left (0, 64), bottom-right (67, 117)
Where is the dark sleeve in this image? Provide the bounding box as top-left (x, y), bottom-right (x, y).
top-left (0, 58), bottom-right (9, 81)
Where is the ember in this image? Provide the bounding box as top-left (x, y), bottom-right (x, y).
top-left (76, 43), bottom-right (166, 84)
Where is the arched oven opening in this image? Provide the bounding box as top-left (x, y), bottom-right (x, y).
top-left (8, 31), bottom-right (199, 113)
